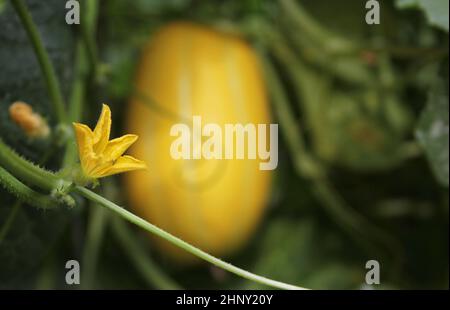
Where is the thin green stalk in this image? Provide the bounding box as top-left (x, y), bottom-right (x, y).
top-left (34, 253), bottom-right (57, 289)
top-left (1, 111), bottom-right (305, 289)
top-left (81, 0), bottom-right (99, 77)
top-left (63, 42), bottom-right (88, 168)
top-left (81, 205), bottom-right (108, 289)
top-left (81, 16), bottom-right (98, 75)
top-left (111, 217), bottom-right (181, 290)
top-left (132, 89), bottom-right (190, 124)
top-left (259, 51), bottom-right (323, 179)
top-left (10, 0), bottom-right (66, 124)
top-left (279, 0), bottom-right (358, 53)
top-left (75, 186), bottom-right (307, 290)
top-left (85, 0), bottom-right (99, 34)
top-left (63, 0), bottom-right (97, 168)
top-left (368, 46), bottom-right (449, 59)
top-left (68, 42), bottom-right (88, 123)
top-left (312, 180), bottom-right (402, 258)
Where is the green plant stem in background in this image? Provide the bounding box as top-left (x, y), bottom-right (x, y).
top-left (279, 0), bottom-right (358, 53)
top-left (68, 43), bottom-right (88, 123)
top-left (62, 41), bottom-right (88, 168)
top-left (132, 89), bottom-right (191, 125)
top-left (34, 253), bottom-right (58, 289)
top-left (63, 0), bottom-right (99, 168)
top-left (85, 0), bottom-right (99, 28)
top-left (312, 179), bottom-right (402, 261)
top-left (81, 205), bottom-right (108, 289)
top-left (80, 0), bottom-right (100, 77)
top-left (104, 178), bottom-right (180, 290)
top-left (75, 186), bottom-right (307, 290)
top-left (259, 51), bottom-right (324, 179)
top-left (260, 54), bottom-right (403, 263)
top-left (111, 217), bottom-right (181, 290)
top-left (10, 0), bottom-right (67, 124)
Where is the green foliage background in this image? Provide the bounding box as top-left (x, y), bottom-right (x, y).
top-left (0, 0), bottom-right (448, 289)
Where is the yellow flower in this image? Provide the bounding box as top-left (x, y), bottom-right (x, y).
top-left (73, 104), bottom-right (147, 180)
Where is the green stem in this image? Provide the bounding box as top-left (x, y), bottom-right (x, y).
top-left (0, 167), bottom-right (57, 209)
top-left (63, 0), bottom-right (98, 168)
top-left (62, 42), bottom-right (88, 168)
top-left (0, 142), bottom-right (66, 245)
top-left (75, 186), bottom-right (307, 290)
top-left (1, 123), bottom-right (306, 289)
top-left (68, 42), bottom-right (88, 123)
top-left (81, 19), bottom-right (98, 73)
top-left (81, 205), bottom-right (108, 289)
top-left (259, 51), bottom-right (323, 179)
top-left (34, 253), bottom-right (57, 289)
top-left (10, 0), bottom-right (67, 124)
top-left (86, 0), bottom-right (99, 28)
top-left (111, 217), bottom-right (182, 290)
top-left (279, 0), bottom-right (358, 53)
top-left (80, 0), bottom-right (99, 76)
top-left (132, 89), bottom-right (190, 124)
top-left (368, 46), bottom-right (449, 59)
top-left (312, 179), bottom-right (400, 255)
top-left (0, 139), bottom-right (61, 190)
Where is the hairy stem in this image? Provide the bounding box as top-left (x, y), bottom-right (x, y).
top-left (0, 167), bottom-right (57, 209)
top-left (0, 139), bottom-right (60, 191)
top-left (75, 186), bottom-right (307, 290)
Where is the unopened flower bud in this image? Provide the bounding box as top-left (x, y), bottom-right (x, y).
top-left (9, 101), bottom-right (50, 139)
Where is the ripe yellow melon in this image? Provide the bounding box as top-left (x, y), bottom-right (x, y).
top-left (125, 22), bottom-right (273, 263)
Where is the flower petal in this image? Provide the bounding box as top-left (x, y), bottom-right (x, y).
top-left (97, 155), bottom-right (147, 177)
top-left (93, 104), bottom-right (111, 153)
top-left (73, 122), bottom-right (94, 170)
top-left (103, 134), bottom-right (138, 161)
top-left (72, 104), bottom-right (147, 181)
top-left (87, 160), bottom-right (116, 179)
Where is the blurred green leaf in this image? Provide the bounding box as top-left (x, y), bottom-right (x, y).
top-left (246, 218), bottom-right (364, 289)
top-left (0, 0), bottom-right (6, 14)
top-left (396, 0), bottom-right (449, 31)
top-left (0, 0), bottom-right (74, 288)
top-left (416, 82), bottom-right (449, 187)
